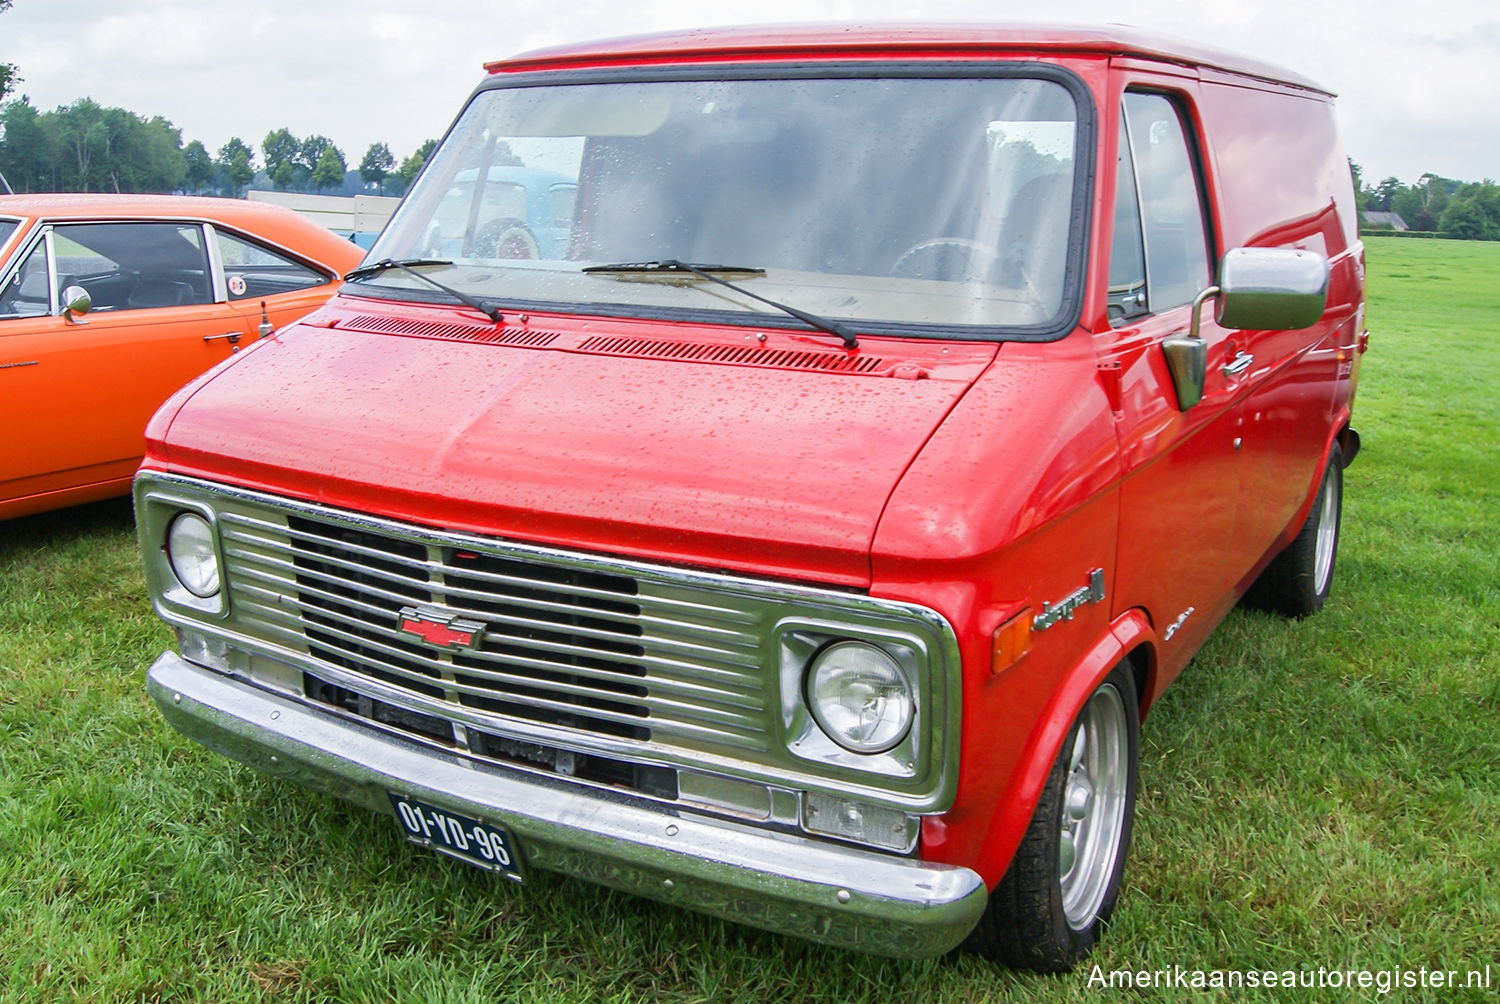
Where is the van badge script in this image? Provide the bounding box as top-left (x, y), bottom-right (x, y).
top-left (1033, 569), bottom-right (1106, 632)
top-left (398, 606), bottom-right (487, 649)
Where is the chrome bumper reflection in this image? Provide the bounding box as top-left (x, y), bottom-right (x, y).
top-left (147, 651), bottom-right (986, 959)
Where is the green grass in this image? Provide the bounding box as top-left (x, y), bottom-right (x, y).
top-left (2, 238), bottom-right (1497, 1002)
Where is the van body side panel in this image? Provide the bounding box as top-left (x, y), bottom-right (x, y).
top-left (1195, 80), bottom-right (1364, 566)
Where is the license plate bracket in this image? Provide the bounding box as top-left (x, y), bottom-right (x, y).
top-left (388, 792), bottom-right (524, 882)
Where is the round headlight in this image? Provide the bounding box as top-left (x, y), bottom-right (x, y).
top-left (167, 512), bottom-right (220, 598)
top-left (806, 641), bottom-right (914, 754)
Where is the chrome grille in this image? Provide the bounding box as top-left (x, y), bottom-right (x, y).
top-left (140, 472), bottom-right (960, 810)
top-left (216, 506), bottom-right (772, 756)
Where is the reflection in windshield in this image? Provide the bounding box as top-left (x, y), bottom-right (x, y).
top-left (367, 74), bottom-right (1081, 334)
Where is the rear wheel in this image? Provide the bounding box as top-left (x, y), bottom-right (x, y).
top-left (1243, 443), bottom-right (1343, 617)
top-left (964, 663), bottom-right (1139, 972)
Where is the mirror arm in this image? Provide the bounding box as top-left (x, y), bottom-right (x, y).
top-left (1188, 285), bottom-right (1220, 341)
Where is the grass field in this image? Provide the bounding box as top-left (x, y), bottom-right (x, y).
top-left (1, 237), bottom-right (1496, 1002)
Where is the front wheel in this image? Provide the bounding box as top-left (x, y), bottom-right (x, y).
top-left (964, 663), bottom-right (1140, 972)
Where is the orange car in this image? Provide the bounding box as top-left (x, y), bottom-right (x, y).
top-left (0, 194), bottom-right (364, 519)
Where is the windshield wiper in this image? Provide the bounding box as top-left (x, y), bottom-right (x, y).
top-left (344, 258), bottom-right (502, 324)
top-left (582, 259), bottom-right (857, 349)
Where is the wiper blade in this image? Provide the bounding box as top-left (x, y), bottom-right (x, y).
top-left (583, 259), bottom-right (857, 349)
top-left (344, 257), bottom-right (452, 281)
top-left (344, 258), bottom-right (502, 324)
top-left (583, 260), bottom-right (766, 278)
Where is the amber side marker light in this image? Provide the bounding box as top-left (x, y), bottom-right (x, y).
top-left (991, 608), bottom-right (1033, 675)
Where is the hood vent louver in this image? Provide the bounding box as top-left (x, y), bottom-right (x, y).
top-left (577, 335), bottom-right (885, 374)
top-left (342, 314), bottom-right (560, 348)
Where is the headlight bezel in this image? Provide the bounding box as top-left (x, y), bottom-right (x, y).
top-left (778, 622), bottom-right (932, 783)
top-left (137, 490), bottom-right (228, 616)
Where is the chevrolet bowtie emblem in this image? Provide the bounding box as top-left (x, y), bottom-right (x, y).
top-left (397, 606), bottom-right (487, 649)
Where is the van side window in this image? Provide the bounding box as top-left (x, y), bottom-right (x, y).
top-left (1108, 110), bottom-right (1147, 323)
top-left (1113, 92), bottom-right (1211, 318)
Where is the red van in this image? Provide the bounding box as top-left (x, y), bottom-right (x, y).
top-left (138, 24), bottom-right (1366, 971)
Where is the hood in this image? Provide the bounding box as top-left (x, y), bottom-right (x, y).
top-left (153, 304), bottom-right (997, 586)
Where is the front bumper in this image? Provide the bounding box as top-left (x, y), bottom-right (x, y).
top-left (147, 651), bottom-right (988, 959)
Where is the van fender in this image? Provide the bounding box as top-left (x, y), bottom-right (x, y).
top-left (1282, 409), bottom-right (1353, 550)
top-left (973, 608), bottom-right (1155, 884)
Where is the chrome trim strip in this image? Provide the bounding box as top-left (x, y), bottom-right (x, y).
top-left (147, 651), bottom-right (986, 959)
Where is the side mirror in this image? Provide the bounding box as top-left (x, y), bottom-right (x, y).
top-left (61, 284), bottom-right (92, 323)
top-left (1163, 248), bottom-right (1329, 411)
top-left (1215, 247), bottom-right (1329, 331)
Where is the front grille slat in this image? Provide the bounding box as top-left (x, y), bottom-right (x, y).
top-left (233, 581), bottom-right (763, 711)
top-left (216, 510), bottom-right (778, 754)
top-left (227, 550), bottom-right (765, 683)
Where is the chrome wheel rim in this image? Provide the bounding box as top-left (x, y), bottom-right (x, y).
top-left (1313, 465), bottom-right (1341, 595)
top-left (1059, 683), bottom-right (1130, 930)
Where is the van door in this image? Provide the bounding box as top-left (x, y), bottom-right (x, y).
top-left (1099, 89), bottom-right (1252, 674)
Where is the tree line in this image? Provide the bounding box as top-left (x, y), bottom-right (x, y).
top-left (0, 94), bottom-right (436, 200)
top-left (1351, 162), bottom-right (1500, 240)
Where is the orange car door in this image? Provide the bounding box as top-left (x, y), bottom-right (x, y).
top-left (0, 221), bottom-right (242, 501)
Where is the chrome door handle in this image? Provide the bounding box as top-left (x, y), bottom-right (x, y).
top-left (203, 331), bottom-right (243, 345)
top-left (1222, 351), bottom-right (1253, 377)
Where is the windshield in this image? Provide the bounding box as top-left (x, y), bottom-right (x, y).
top-left (363, 72), bottom-right (1084, 336)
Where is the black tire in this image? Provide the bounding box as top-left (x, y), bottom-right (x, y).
top-left (964, 663), bottom-right (1139, 972)
top-left (1242, 443), bottom-right (1343, 618)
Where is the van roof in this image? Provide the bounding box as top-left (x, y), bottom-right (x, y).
top-left (486, 22), bottom-right (1331, 96)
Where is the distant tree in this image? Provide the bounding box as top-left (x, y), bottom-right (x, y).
top-left (1371, 176), bottom-right (1403, 213)
top-left (1439, 197), bottom-right (1489, 240)
top-left (397, 139), bottom-right (437, 193)
top-left (183, 139), bottom-right (214, 193)
top-left (0, 97), bottom-right (51, 192)
top-left (298, 134), bottom-right (334, 179)
top-left (359, 142), bottom-right (395, 193)
top-left (52, 98), bottom-right (107, 190)
top-left (107, 112), bottom-right (185, 193)
top-left (262, 127), bottom-right (300, 190)
top-left (217, 137), bottom-right (255, 196)
top-left (311, 143), bottom-right (346, 194)
top-left (0, 0), bottom-right (17, 103)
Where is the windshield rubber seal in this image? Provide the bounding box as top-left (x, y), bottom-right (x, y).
top-left (360, 59), bottom-right (1096, 344)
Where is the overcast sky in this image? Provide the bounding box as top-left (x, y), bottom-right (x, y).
top-left (2, 0), bottom-right (1493, 185)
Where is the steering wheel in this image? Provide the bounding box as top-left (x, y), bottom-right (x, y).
top-left (889, 238), bottom-right (1003, 282)
top-left (473, 217), bottom-right (540, 260)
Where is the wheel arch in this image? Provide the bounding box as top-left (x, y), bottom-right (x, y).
top-left (971, 609), bottom-right (1156, 884)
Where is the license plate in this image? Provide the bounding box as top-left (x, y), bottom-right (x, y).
top-left (388, 793), bottom-right (523, 881)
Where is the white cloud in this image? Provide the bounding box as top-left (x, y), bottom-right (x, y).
top-left (3, 0), bottom-right (1497, 182)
